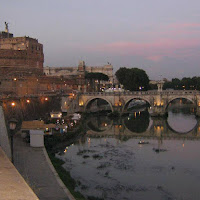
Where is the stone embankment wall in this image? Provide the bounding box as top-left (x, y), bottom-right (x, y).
top-left (0, 106), bottom-right (11, 159)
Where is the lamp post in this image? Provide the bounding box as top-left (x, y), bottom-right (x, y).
top-left (9, 118), bottom-right (18, 163)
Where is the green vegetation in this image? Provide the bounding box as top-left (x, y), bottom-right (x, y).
top-left (45, 121), bottom-right (87, 200)
top-left (45, 124), bottom-right (106, 200)
top-left (47, 153), bottom-right (86, 200)
top-left (115, 67), bottom-right (149, 91)
top-left (163, 76), bottom-right (200, 90)
top-left (85, 72), bottom-right (109, 92)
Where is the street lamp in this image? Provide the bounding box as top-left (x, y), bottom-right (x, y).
top-left (9, 118), bottom-right (18, 163)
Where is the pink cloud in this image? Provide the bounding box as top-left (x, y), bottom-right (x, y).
top-left (146, 55), bottom-right (163, 62)
top-left (88, 38), bottom-right (200, 62)
top-left (168, 23), bottom-right (200, 29)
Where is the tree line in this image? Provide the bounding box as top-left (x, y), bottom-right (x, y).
top-left (163, 77), bottom-right (200, 90)
top-left (85, 68), bottom-right (200, 92)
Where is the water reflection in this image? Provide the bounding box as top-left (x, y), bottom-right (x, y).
top-left (167, 104), bottom-right (197, 133)
top-left (85, 108), bottom-right (200, 141)
top-left (123, 109), bottom-right (150, 133)
top-left (57, 104), bottom-right (200, 200)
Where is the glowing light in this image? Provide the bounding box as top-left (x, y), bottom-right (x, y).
top-left (26, 99), bottom-right (30, 103)
top-left (13, 78), bottom-right (17, 81)
top-left (45, 97), bottom-right (48, 101)
top-left (79, 100), bottom-right (84, 106)
top-left (64, 147), bottom-right (68, 153)
top-left (11, 102), bottom-right (15, 107)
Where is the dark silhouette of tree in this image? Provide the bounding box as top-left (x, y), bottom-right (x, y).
top-left (85, 72), bottom-right (109, 92)
top-left (163, 76), bottom-right (200, 90)
top-left (115, 67), bottom-right (149, 91)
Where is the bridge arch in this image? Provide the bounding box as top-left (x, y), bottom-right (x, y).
top-left (122, 97), bottom-right (151, 113)
top-left (84, 97), bottom-right (114, 112)
top-left (165, 96), bottom-right (195, 110)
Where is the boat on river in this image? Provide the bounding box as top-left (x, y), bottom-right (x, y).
top-left (138, 140), bottom-right (149, 144)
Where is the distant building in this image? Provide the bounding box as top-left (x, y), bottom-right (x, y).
top-left (44, 61), bottom-right (114, 82)
top-left (0, 23), bottom-right (44, 77)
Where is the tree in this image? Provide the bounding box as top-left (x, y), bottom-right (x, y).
top-left (115, 67), bottom-right (149, 91)
top-left (85, 72), bottom-right (109, 92)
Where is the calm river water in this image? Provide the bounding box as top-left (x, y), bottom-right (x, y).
top-left (57, 103), bottom-right (200, 200)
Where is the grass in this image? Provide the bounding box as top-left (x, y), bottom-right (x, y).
top-left (48, 152), bottom-right (86, 200)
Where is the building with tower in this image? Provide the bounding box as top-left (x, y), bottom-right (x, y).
top-left (0, 22), bottom-right (44, 77)
top-left (44, 61), bottom-right (114, 83)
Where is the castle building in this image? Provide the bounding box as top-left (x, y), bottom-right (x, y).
top-left (0, 23), bottom-right (44, 77)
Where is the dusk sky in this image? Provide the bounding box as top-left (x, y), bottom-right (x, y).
top-left (1, 0), bottom-right (200, 80)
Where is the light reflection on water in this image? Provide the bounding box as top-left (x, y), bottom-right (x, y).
top-left (57, 105), bottom-right (200, 200)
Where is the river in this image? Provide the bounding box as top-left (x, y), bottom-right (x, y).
top-left (57, 102), bottom-right (200, 200)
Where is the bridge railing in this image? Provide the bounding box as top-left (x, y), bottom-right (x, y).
top-left (80, 90), bottom-right (200, 96)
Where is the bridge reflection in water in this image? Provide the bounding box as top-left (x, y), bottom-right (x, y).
top-left (85, 106), bottom-right (200, 141)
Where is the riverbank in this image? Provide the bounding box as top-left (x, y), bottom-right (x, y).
top-left (13, 134), bottom-right (71, 200)
top-left (44, 124), bottom-right (87, 200)
top-left (44, 122), bottom-right (105, 200)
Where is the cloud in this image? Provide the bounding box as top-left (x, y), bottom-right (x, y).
top-left (168, 23), bottom-right (200, 29)
top-left (146, 55), bottom-right (163, 62)
top-left (89, 38), bottom-right (200, 62)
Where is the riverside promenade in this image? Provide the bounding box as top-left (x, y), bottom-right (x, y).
top-left (0, 147), bottom-right (39, 200)
top-left (13, 135), bottom-right (73, 200)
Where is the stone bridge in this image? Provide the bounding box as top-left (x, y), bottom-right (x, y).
top-left (62, 90), bottom-right (200, 117)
